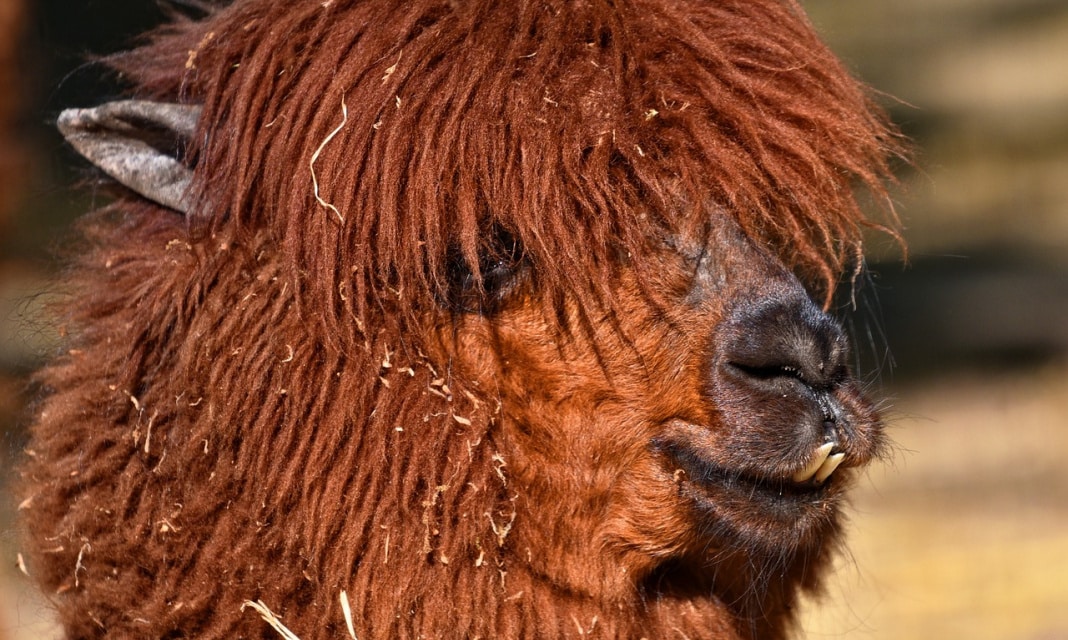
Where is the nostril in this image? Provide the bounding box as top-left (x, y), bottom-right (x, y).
top-left (720, 298), bottom-right (849, 391)
top-left (729, 362), bottom-right (810, 385)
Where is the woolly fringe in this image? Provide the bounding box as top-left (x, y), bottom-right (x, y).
top-left (113, 0), bottom-right (902, 339)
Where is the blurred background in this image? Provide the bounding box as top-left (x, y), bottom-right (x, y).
top-left (1, 1), bottom-right (1066, 638)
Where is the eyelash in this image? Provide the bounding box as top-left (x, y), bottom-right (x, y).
top-left (444, 228), bottom-right (527, 314)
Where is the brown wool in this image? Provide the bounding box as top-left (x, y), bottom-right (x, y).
top-left (19, 1), bottom-right (903, 639)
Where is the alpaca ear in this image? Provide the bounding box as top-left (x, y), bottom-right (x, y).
top-left (57, 100), bottom-right (202, 215)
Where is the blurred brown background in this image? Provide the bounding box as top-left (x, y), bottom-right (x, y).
top-left (1, 1), bottom-right (1066, 638)
top-left (801, 2), bottom-right (1068, 638)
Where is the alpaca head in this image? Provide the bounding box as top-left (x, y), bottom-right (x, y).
top-left (25, 1), bottom-right (901, 637)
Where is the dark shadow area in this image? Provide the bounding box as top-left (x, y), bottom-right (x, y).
top-left (842, 249), bottom-right (1068, 384)
top-left (2, 1), bottom-right (176, 264)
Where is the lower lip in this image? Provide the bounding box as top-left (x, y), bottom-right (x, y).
top-left (661, 443), bottom-right (837, 507)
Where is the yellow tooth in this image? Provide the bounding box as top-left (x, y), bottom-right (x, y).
top-left (791, 443), bottom-right (835, 483)
top-left (813, 452), bottom-right (846, 484)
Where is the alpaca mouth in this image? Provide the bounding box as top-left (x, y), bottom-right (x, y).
top-left (655, 434), bottom-right (851, 506)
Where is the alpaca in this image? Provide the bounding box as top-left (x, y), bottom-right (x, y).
top-left (19, 1), bottom-right (902, 638)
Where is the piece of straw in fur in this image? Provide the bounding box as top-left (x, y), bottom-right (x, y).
top-left (309, 97), bottom-right (348, 223)
top-left (241, 600), bottom-right (301, 640)
top-left (340, 590), bottom-right (358, 639)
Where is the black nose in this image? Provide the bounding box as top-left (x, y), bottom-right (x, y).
top-left (719, 297), bottom-right (849, 392)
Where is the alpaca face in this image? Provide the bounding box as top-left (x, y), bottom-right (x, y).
top-left (439, 212), bottom-right (884, 594)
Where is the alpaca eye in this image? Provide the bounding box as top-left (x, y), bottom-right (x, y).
top-left (444, 228), bottom-right (526, 314)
